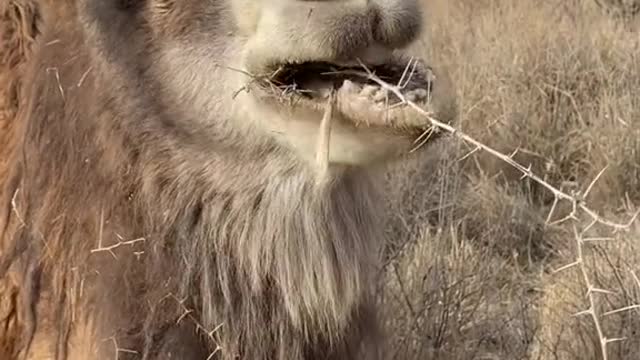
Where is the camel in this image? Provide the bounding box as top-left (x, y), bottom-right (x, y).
top-left (0, 0), bottom-right (455, 359)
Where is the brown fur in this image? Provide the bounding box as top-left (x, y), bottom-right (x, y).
top-left (0, 2), bottom-right (39, 358)
top-left (0, 0), bottom-right (39, 190)
top-left (0, 0), bottom-right (452, 359)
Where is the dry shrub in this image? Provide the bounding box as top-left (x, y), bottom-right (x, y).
top-left (379, 226), bottom-right (539, 360)
top-left (595, 0), bottom-right (640, 19)
top-left (381, 0), bottom-right (640, 359)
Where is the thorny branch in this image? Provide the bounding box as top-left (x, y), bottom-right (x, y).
top-left (341, 61), bottom-right (639, 360)
top-left (345, 63), bottom-right (639, 226)
top-left (90, 232), bottom-right (146, 259)
top-left (163, 293), bottom-right (223, 360)
top-left (101, 336), bottom-right (138, 360)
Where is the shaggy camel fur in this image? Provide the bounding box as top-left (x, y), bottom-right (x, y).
top-left (0, 0), bottom-right (454, 359)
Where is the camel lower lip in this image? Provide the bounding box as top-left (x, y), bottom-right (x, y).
top-left (333, 78), bottom-right (431, 126)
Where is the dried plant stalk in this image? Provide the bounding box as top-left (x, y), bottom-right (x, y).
top-left (315, 90), bottom-right (336, 184)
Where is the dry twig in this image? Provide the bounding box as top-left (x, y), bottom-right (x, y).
top-left (91, 231), bottom-right (146, 259)
top-left (162, 293), bottom-right (223, 360)
top-left (315, 89), bottom-right (336, 184)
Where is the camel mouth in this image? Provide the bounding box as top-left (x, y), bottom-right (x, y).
top-left (254, 56), bottom-right (439, 138)
top-left (265, 57), bottom-right (434, 102)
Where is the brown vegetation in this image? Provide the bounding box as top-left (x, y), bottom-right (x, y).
top-left (595, 0), bottom-right (640, 18)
